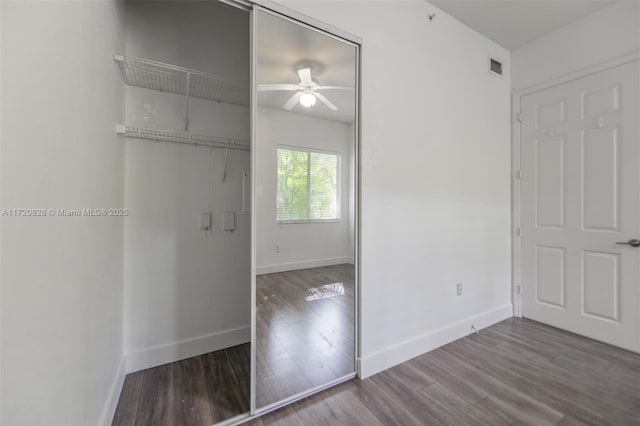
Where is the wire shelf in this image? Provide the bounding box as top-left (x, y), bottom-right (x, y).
top-left (114, 53), bottom-right (249, 107)
top-left (117, 124), bottom-right (250, 151)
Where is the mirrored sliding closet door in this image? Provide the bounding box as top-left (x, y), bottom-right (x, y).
top-left (252, 6), bottom-right (359, 411)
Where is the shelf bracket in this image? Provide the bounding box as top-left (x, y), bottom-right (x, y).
top-left (185, 72), bottom-right (191, 131)
top-left (222, 139), bottom-right (231, 183)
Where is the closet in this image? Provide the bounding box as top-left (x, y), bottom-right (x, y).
top-left (111, 1), bottom-right (360, 424)
top-left (114, 2), bottom-right (251, 424)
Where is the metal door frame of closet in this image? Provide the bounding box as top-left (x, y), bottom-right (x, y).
top-left (216, 0), bottom-right (362, 424)
top-left (216, 0), bottom-right (361, 423)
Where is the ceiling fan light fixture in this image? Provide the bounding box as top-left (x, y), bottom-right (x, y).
top-left (299, 92), bottom-right (316, 108)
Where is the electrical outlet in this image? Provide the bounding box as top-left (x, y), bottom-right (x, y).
top-left (275, 245), bottom-right (280, 253)
top-left (456, 282), bottom-right (463, 296)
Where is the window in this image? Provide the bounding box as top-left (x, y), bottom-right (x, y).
top-left (277, 146), bottom-right (340, 222)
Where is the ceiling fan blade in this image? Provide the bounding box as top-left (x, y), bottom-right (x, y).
top-left (316, 86), bottom-right (354, 91)
top-left (314, 92), bottom-right (338, 111)
top-left (297, 68), bottom-right (312, 84)
top-left (258, 83), bottom-right (299, 91)
top-left (283, 92), bottom-right (303, 110)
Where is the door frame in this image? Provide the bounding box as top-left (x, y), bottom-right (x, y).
top-left (511, 50), bottom-right (640, 318)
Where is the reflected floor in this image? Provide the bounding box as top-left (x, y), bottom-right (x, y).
top-left (256, 264), bottom-right (355, 408)
top-left (112, 344), bottom-right (249, 426)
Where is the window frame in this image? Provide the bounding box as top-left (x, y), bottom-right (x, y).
top-left (275, 144), bottom-right (342, 224)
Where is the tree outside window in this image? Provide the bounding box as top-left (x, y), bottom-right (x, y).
top-left (276, 147), bottom-right (339, 222)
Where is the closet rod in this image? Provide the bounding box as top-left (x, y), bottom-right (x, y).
top-left (116, 124), bottom-right (250, 151)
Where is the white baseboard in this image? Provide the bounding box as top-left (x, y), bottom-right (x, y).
top-left (256, 256), bottom-right (353, 275)
top-left (125, 325), bottom-right (250, 373)
top-left (359, 303), bottom-right (513, 379)
top-left (97, 356), bottom-right (126, 426)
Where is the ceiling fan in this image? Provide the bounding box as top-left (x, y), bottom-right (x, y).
top-left (258, 68), bottom-right (352, 111)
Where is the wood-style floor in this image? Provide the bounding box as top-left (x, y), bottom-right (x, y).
top-left (256, 264), bottom-right (355, 408)
top-left (112, 344), bottom-right (249, 426)
top-left (248, 318), bottom-right (640, 426)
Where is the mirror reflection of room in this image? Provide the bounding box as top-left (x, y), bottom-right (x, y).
top-left (111, 2), bottom-right (251, 424)
top-left (255, 10), bottom-right (358, 409)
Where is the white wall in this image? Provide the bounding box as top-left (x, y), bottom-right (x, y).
top-left (275, 0), bottom-right (513, 377)
top-left (122, 2), bottom-right (251, 372)
top-left (123, 92), bottom-right (251, 370)
top-left (0, 3), bottom-right (3, 420)
top-left (512, 2), bottom-right (640, 90)
top-left (124, 0), bottom-right (249, 82)
top-left (256, 107), bottom-right (353, 274)
top-left (1, 1), bottom-right (126, 424)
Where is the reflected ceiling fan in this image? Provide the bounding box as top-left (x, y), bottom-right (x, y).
top-left (258, 68), bottom-right (352, 111)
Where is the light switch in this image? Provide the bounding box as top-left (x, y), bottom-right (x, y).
top-left (223, 212), bottom-right (235, 231)
top-left (199, 212), bottom-right (211, 231)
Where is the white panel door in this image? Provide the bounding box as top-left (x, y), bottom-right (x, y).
top-left (521, 61), bottom-right (640, 352)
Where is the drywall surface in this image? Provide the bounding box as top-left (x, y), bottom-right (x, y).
top-left (255, 107), bottom-right (354, 273)
top-left (0, 1), bottom-right (126, 424)
top-left (123, 91), bottom-right (251, 361)
top-left (124, 0), bottom-right (249, 83)
top-left (276, 0), bottom-right (513, 376)
top-left (122, 2), bottom-right (251, 367)
top-left (512, 2), bottom-right (640, 90)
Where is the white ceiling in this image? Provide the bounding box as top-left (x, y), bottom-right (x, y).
top-left (430, 0), bottom-right (614, 51)
top-left (255, 1), bottom-right (615, 120)
top-left (256, 10), bottom-right (357, 124)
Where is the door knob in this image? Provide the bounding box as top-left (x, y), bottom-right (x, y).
top-left (616, 239), bottom-right (640, 247)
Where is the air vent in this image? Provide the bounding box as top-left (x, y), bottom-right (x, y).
top-left (489, 57), bottom-right (503, 77)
